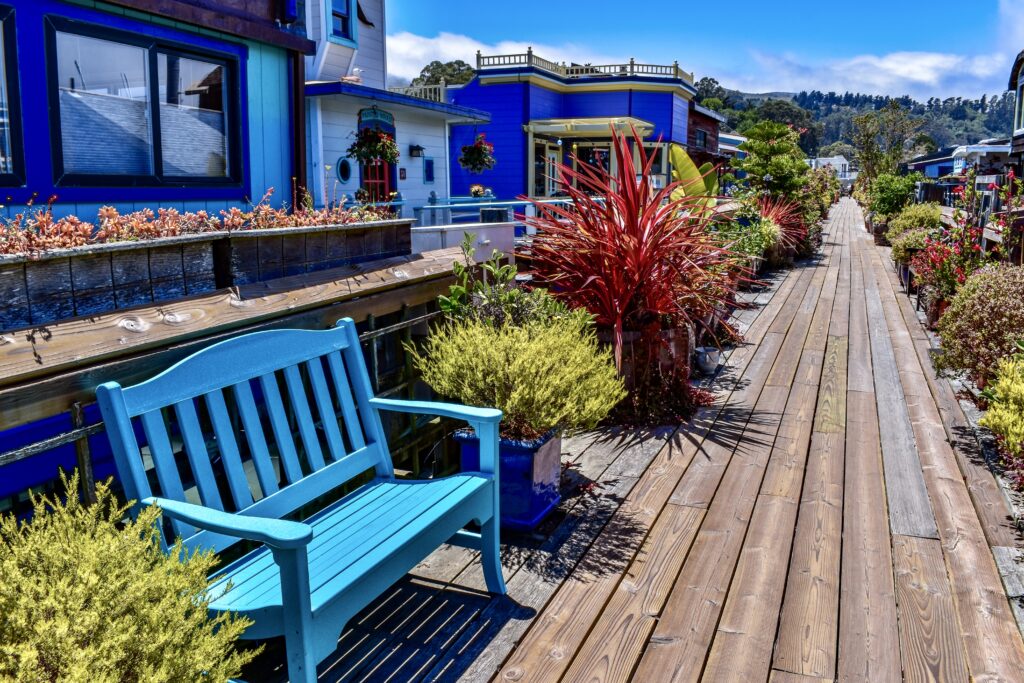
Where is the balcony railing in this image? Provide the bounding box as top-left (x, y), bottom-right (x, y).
top-left (476, 48), bottom-right (694, 84)
top-left (387, 83), bottom-right (448, 103)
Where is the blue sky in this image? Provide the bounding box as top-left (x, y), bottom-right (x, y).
top-left (385, 0), bottom-right (1024, 98)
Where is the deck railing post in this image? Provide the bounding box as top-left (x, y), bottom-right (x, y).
top-left (71, 402), bottom-right (97, 504)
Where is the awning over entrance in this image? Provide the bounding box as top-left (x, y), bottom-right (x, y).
top-left (524, 116), bottom-right (654, 138)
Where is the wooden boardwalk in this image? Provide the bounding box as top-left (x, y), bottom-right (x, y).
top-left (247, 198), bottom-right (1024, 682)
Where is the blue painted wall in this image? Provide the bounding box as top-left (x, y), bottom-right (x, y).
top-left (448, 75), bottom-right (692, 198)
top-left (0, 0), bottom-right (294, 224)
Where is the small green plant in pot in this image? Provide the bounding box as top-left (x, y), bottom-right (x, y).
top-left (0, 474), bottom-right (257, 681)
top-left (411, 312), bottom-right (624, 530)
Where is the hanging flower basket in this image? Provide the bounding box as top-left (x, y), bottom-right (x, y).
top-left (347, 127), bottom-right (400, 165)
top-left (459, 133), bottom-right (497, 174)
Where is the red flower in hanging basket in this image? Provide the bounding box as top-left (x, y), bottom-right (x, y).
top-left (459, 133), bottom-right (497, 174)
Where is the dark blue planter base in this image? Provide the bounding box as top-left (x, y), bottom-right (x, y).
top-left (456, 430), bottom-right (562, 532)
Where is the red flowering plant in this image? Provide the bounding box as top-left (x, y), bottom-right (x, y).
top-left (523, 126), bottom-right (735, 423)
top-left (991, 168), bottom-right (1024, 259)
top-left (458, 133), bottom-right (496, 174)
top-left (0, 195), bottom-right (93, 256)
top-left (910, 169), bottom-right (989, 300)
top-left (346, 127), bottom-right (400, 165)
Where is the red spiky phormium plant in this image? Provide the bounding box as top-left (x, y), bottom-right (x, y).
top-left (522, 127), bottom-right (734, 419)
top-left (757, 195), bottom-right (806, 252)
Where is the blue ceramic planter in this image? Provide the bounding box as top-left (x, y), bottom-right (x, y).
top-left (455, 429), bottom-right (562, 532)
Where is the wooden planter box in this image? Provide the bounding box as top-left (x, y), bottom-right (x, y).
top-left (222, 219), bottom-right (413, 285)
top-left (0, 234), bottom-right (217, 332)
top-left (0, 219), bottom-right (414, 332)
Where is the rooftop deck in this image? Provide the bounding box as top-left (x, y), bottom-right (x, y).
top-left (245, 198), bottom-right (1024, 682)
top-left (475, 49), bottom-right (694, 84)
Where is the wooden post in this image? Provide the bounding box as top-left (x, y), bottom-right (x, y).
top-left (476, 50), bottom-right (482, 70)
top-left (526, 46), bottom-right (533, 67)
top-left (629, 57), bottom-right (635, 75)
top-left (71, 402), bottom-right (97, 504)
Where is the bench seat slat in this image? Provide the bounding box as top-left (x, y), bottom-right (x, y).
top-left (185, 444), bottom-right (380, 554)
top-left (209, 475), bottom-right (488, 614)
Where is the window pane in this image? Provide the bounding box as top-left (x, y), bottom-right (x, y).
top-left (158, 54), bottom-right (228, 177)
top-left (0, 26), bottom-right (13, 175)
top-left (56, 32), bottom-right (153, 175)
top-left (332, 0), bottom-right (351, 38)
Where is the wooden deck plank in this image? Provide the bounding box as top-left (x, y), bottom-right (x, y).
top-left (861, 233), bottom-right (1024, 681)
top-left (857, 234), bottom-right (938, 540)
top-left (892, 535), bottom-right (970, 683)
top-left (634, 217), bottom-right (845, 683)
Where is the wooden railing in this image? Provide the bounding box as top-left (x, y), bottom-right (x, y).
top-left (388, 83), bottom-right (447, 103)
top-left (476, 49), bottom-right (694, 84)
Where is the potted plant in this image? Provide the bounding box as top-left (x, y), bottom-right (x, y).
top-left (524, 126), bottom-right (734, 424)
top-left (414, 238), bottom-right (624, 530)
top-left (459, 133), bottom-right (497, 174)
top-left (346, 126), bottom-right (400, 165)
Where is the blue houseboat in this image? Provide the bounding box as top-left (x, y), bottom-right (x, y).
top-left (445, 50), bottom-right (701, 199)
top-left (0, 0), bottom-right (313, 514)
top-left (0, 0), bottom-right (313, 221)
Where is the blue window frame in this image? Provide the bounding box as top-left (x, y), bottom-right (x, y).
top-left (44, 15), bottom-right (242, 188)
top-left (0, 5), bottom-right (23, 186)
top-left (330, 0), bottom-right (356, 43)
top-left (423, 157), bottom-right (434, 184)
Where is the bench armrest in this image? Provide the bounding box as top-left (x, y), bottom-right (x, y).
top-left (368, 397), bottom-right (502, 424)
top-left (142, 497), bottom-right (314, 550)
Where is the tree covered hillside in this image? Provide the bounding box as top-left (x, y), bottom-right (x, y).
top-left (696, 77), bottom-right (1016, 156)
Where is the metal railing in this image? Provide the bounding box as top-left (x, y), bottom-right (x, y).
top-left (387, 83), bottom-right (447, 103)
top-left (476, 48), bottom-right (694, 84)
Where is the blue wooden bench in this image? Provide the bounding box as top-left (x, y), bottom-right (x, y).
top-left (96, 319), bottom-right (505, 683)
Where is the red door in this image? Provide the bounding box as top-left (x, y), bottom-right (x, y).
top-left (362, 159), bottom-right (392, 202)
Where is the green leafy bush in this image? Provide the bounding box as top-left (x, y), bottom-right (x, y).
top-left (980, 344), bottom-right (1024, 489)
top-left (890, 228), bottom-right (930, 265)
top-left (0, 475), bottom-right (256, 682)
top-left (736, 121), bottom-right (808, 198)
top-left (715, 218), bottom-right (781, 258)
top-left (886, 202), bottom-right (941, 242)
top-left (869, 173), bottom-right (919, 220)
top-left (937, 264), bottom-right (1024, 385)
top-left (439, 234), bottom-right (572, 328)
top-left (411, 315), bottom-right (626, 440)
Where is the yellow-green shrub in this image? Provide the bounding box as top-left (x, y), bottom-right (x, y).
top-left (981, 350), bottom-right (1024, 489)
top-left (886, 202), bottom-right (941, 242)
top-left (411, 314), bottom-right (626, 440)
top-left (0, 475), bottom-right (257, 682)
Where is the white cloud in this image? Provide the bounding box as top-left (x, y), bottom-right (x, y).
top-left (386, 31), bottom-right (629, 84)
top-left (387, 2), bottom-right (1024, 98)
top-left (714, 50), bottom-right (1010, 99)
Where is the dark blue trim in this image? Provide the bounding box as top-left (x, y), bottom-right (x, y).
top-left (5, 0), bottom-right (260, 204)
top-left (475, 66), bottom-right (699, 97)
top-left (305, 82), bottom-right (491, 122)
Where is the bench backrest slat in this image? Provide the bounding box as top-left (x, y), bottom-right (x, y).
top-left (139, 409), bottom-right (193, 538)
top-left (306, 358), bottom-right (347, 462)
top-left (232, 379), bottom-right (280, 498)
top-left (96, 320), bottom-right (392, 554)
top-left (203, 388), bottom-right (254, 510)
top-left (326, 351), bottom-right (367, 452)
top-left (283, 364), bottom-right (327, 471)
top-left (174, 399), bottom-right (225, 512)
top-left (258, 371), bottom-right (305, 485)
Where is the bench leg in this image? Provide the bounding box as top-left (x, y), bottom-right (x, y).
top-left (480, 516), bottom-right (507, 595)
top-left (273, 547), bottom-right (318, 683)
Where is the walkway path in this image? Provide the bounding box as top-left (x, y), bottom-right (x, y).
top-left (249, 198), bottom-right (1024, 682)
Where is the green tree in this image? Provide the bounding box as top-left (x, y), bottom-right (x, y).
top-left (817, 141), bottom-right (857, 160)
top-left (695, 76), bottom-right (728, 104)
top-left (755, 99), bottom-right (822, 155)
top-left (410, 59), bottom-right (475, 87)
top-left (851, 102), bottom-right (921, 181)
top-left (737, 121), bottom-right (809, 198)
